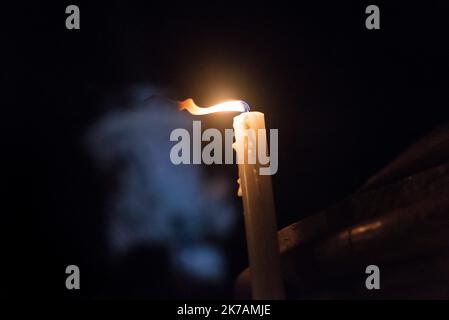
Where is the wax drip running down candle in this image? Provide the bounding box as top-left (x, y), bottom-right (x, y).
top-left (179, 98), bottom-right (285, 299)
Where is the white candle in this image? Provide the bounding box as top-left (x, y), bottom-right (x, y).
top-left (178, 98), bottom-right (284, 299)
top-left (233, 111), bottom-right (284, 300)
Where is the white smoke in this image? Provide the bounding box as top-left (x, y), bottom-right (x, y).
top-left (86, 85), bottom-right (236, 281)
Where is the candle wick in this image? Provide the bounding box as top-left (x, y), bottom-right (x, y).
top-left (242, 101), bottom-right (251, 113)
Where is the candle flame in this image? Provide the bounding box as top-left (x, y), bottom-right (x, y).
top-left (179, 98), bottom-right (250, 115)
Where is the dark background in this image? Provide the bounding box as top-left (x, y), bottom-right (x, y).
top-left (3, 1), bottom-right (449, 299)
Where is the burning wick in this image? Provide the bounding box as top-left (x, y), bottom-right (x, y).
top-left (179, 98), bottom-right (250, 115)
top-left (179, 98), bottom-right (284, 300)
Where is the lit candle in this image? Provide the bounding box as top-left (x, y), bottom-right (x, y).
top-left (179, 98), bottom-right (284, 299)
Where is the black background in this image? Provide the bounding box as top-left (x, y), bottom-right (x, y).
top-left (3, 1), bottom-right (449, 299)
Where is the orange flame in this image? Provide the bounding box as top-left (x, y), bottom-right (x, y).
top-left (179, 98), bottom-right (250, 115)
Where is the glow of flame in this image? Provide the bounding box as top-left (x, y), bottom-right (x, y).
top-left (179, 98), bottom-right (250, 115)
